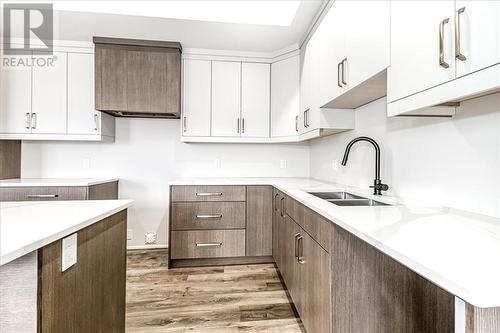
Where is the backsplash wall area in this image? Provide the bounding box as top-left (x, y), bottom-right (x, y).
top-left (310, 94), bottom-right (500, 218)
top-left (21, 119), bottom-right (310, 247)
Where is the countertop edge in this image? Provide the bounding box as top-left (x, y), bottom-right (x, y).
top-left (0, 199), bottom-right (133, 266)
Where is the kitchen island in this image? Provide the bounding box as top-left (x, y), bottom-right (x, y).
top-left (0, 199), bottom-right (133, 333)
top-left (169, 177), bottom-right (500, 333)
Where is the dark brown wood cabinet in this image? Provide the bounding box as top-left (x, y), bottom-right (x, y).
top-left (246, 186), bottom-right (273, 256)
top-left (94, 37), bottom-right (181, 118)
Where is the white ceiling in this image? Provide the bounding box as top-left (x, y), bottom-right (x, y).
top-left (42, 1), bottom-right (325, 52)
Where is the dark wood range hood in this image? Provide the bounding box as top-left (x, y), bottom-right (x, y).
top-left (93, 37), bottom-right (182, 119)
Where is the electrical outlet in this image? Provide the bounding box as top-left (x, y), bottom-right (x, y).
top-left (145, 232), bottom-right (157, 245)
top-left (127, 229), bottom-right (133, 240)
top-left (280, 159), bottom-right (287, 169)
top-left (61, 234), bottom-right (77, 272)
top-left (214, 159), bottom-right (221, 168)
top-left (83, 158), bottom-right (91, 169)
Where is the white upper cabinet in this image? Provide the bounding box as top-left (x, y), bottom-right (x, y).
top-left (67, 52), bottom-right (99, 135)
top-left (342, 1), bottom-right (390, 89)
top-left (241, 63), bottom-right (270, 138)
top-left (0, 50), bottom-right (32, 134)
top-left (211, 61), bottom-right (241, 137)
top-left (455, 1), bottom-right (500, 78)
top-left (388, 1), bottom-right (456, 103)
top-left (271, 55), bottom-right (300, 138)
top-left (32, 51), bottom-right (68, 134)
top-left (0, 40), bottom-right (114, 141)
top-left (182, 59), bottom-right (211, 137)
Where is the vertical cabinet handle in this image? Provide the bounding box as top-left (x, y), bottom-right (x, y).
top-left (455, 7), bottom-right (466, 61)
top-left (295, 115), bottom-right (298, 132)
top-left (439, 18), bottom-right (450, 68)
top-left (94, 113), bottom-right (98, 131)
top-left (337, 61), bottom-right (343, 87)
top-left (237, 118), bottom-right (240, 133)
top-left (341, 58), bottom-right (347, 86)
top-left (182, 116), bottom-right (187, 133)
top-left (280, 197), bottom-right (285, 217)
top-left (294, 233), bottom-right (301, 260)
top-left (31, 113), bottom-right (37, 129)
top-left (25, 113), bottom-right (31, 129)
top-left (274, 193), bottom-right (280, 212)
top-left (241, 118), bottom-right (245, 134)
top-left (297, 236), bottom-right (305, 264)
top-left (303, 109), bottom-right (309, 128)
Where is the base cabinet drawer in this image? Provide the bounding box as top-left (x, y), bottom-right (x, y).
top-left (171, 202), bottom-right (246, 230)
top-left (171, 185), bottom-right (246, 202)
top-left (0, 186), bottom-right (88, 201)
top-left (170, 230), bottom-right (246, 259)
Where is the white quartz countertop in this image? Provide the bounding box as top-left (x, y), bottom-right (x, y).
top-left (0, 199), bottom-right (133, 266)
top-left (170, 177), bottom-right (500, 308)
top-left (0, 178), bottom-right (119, 187)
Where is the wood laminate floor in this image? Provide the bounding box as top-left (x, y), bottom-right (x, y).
top-left (126, 250), bottom-right (305, 333)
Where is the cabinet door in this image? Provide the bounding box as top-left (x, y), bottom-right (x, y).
top-left (343, 1), bottom-right (389, 89)
top-left (211, 61), bottom-right (241, 137)
top-left (95, 46), bottom-right (127, 111)
top-left (282, 216), bottom-right (303, 315)
top-left (271, 55), bottom-right (299, 138)
top-left (31, 51), bottom-right (67, 134)
top-left (182, 59), bottom-right (211, 136)
top-left (246, 186), bottom-right (272, 256)
top-left (389, 1), bottom-right (456, 102)
top-left (318, 0), bottom-right (346, 107)
top-left (299, 232), bottom-right (331, 333)
top-left (68, 52), bottom-right (100, 135)
top-left (455, 1), bottom-right (500, 78)
top-left (0, 51), bottom-right (32, 134)
top-left (241, 63), bottom-right (270, 137)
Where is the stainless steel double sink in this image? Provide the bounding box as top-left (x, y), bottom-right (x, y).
top-left (308, 191), bottom-right (391, 206)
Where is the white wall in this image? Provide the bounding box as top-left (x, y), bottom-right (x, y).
top-left (310, 94), bottom-right (500, 218)
top-left (21, 118), bottom-right (310, 247)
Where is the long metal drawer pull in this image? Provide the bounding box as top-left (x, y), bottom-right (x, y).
top-left (341, 58), bottom-right (347, 85)
top-left (195, 192), bottom-right (223, 196)
top-left (31, 113), bottom-right (37, 129)
top-left (196, 214), bottom-right (223, 219)
top-left (455, 7), bottom-right (466, 61)
top-left (196, 242), bottom-right (222, 247)
top-left (294, 233), bottom-right (301, 260)
top-left (25, 113), bottom-right (31, 129)
top-left (337, 61), bottom-right (343, 87)
top-left (26, 194), bottom-right (59, 198)
top-left (439, 18), bottom-right (450, 68)
top-left (297, 236), bottom-right (305, 264)
top-left (280, 197), bottom-right (285, 217)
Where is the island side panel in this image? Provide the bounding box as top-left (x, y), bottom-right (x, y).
top-left (87, 181), bottom-right (119, 199)
top-left (332, 224), bottom-right (455, 333)
top-left (38, 210), bottom-right (127, 333)
top-left (0, 252), bottom-right (38, 333)
top-left (466, 303), bottom-right (500, 333)
top-left (0, 140), bottom-right (21, 180)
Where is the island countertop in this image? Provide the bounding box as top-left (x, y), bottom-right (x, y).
top-left (169, 177), bottom-right (500, 308)
top-left (0, 199), bottom-right (133, 266)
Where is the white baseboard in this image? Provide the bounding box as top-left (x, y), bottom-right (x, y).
top-left (127, 244), bottom-right (168, 250)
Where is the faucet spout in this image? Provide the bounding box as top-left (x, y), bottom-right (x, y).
top-left (341, 136), bottom-right (388, 195)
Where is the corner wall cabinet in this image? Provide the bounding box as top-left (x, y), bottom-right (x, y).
top-left (94, 37), bottom-right (182, 118)
top-left (388, 1), bottom-right (500, 116)
top-left (0, 40), bottom-right (115, 141)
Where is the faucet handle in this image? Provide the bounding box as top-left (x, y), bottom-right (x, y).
top-left (370, 181), bottom-right (389, 195)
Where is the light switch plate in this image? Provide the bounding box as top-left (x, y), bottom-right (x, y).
top-left (61, 233), bottom-right (77, 272)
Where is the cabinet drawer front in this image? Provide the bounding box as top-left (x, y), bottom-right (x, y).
top-left (171, 230), bottom-right (245, 259)
top-left (286, 197), bottom-right (331, 252)
top-left (171, 202), bottom-right (245, 230)
top-left (0, 187), bottom-right (87, 202)
top-left (171, 186), bottom-right (246, 202)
